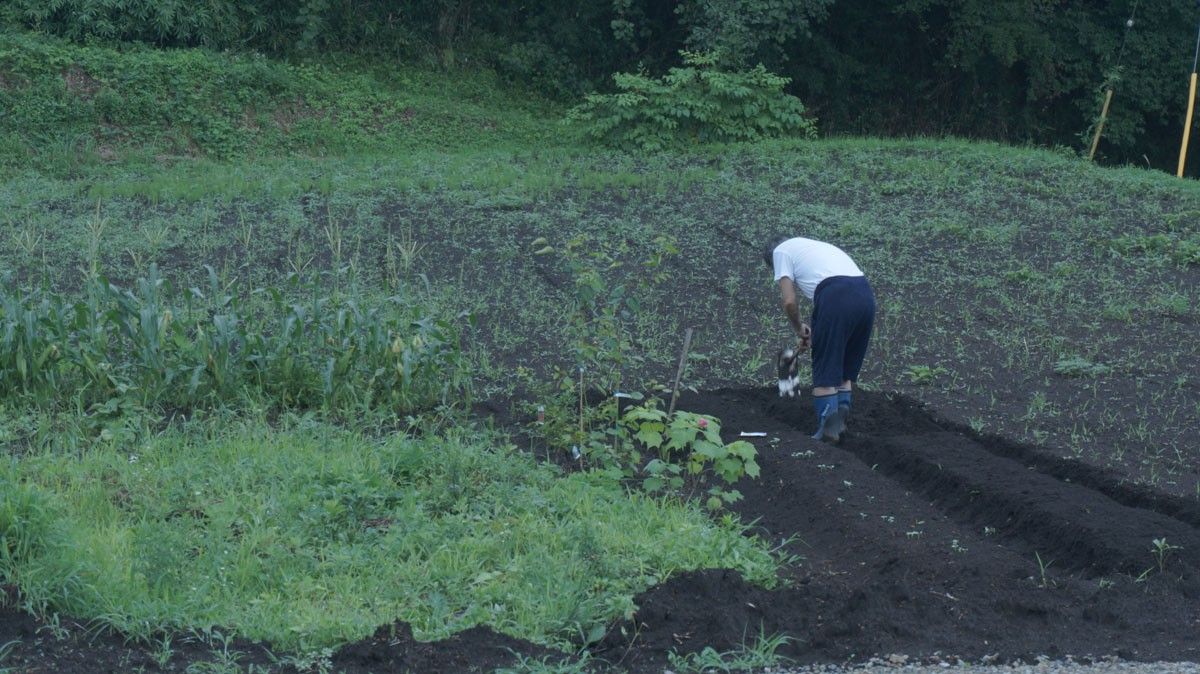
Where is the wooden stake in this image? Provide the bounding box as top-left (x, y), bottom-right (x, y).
top-left (1088, 88), bottom-right (1115, 161)
top-left (667, 328), bottom-right (694, 417)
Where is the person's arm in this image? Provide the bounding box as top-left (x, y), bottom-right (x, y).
top-left (778, 277), bottom-right (811, 349)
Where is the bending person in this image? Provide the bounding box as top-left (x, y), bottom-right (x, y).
top-left (764, 236), bottom-right (876, 442)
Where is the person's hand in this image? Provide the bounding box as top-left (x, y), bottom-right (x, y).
top-left (796, 323), bottom-right (812, 351)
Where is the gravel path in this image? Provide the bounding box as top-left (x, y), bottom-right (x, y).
top-left (760, 657), bottom-right (1200, 674)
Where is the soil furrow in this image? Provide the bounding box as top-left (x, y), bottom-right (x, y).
top-left (756, 389), bottom-right (1200, 576)
top-left (889, 397), bottom-right (1200, 532)
top-left (595, 387), bottom-right (1200, 671)
top-left (845, 431), bottom-right (1200, 576)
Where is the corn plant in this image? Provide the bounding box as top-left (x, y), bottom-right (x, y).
top-left (0, 266), bottom-right (471, 421)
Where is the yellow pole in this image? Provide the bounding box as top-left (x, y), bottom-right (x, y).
top-left (1089, 88), bottom-right (1116, 161)
top-left (1178, 72), bottom-right (1198, 177)
top-left (1180, 18), bottom-right (1200, 178)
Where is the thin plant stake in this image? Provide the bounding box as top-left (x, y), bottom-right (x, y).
top-left (574, 366), bottom-right (584, 460)
top-left (667, 328), bottom-right (694, 417)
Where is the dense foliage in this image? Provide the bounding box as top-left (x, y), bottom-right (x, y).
top-left (3, 0), bottom-right (1200, 168)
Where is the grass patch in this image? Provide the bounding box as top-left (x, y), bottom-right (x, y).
top-left (666, 631), bottom-right (795, 673)
top-left (0, 419), bottom-right (777, 652)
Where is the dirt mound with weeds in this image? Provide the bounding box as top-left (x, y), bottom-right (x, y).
top-left (6, 388), bottom-right (1200, 673)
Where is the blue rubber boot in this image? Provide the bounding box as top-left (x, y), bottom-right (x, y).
top-left (812, 393), bottom-right (846, 443)
top-left (837, 389), bottom-right (852, 421)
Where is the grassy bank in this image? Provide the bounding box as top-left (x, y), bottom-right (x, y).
top-left (0, 31), bottom-right (560, 175)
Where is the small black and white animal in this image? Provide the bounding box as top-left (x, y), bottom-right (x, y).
top-left (776, 348), bottom-right (803, 398)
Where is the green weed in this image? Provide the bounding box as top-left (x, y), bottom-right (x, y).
top-left (1151, 537), bottom-right (1182, 574)
top-left (1035, 551), bottom-right (1055, 589)
top-left (1053, 356), bottom-right (1111, 378)
top-left (666, 631), bottom-right (794, 673)
top-left (496, 653), bottom-right (593, 674)
top-left (905, 365), bottom-right (947, 386)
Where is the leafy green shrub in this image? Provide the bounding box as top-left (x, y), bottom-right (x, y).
top-left (0, 265), bottom-right (470, 419)
top-left (551, 396), bottom-right (760, 510)
top-left (566, 51), bottom-right (816, 151)
top-left (620, 402), bottom-right (760, 510)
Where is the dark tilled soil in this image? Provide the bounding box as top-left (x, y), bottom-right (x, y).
top-left (5, 388), bottom-right (1200, 673)
top-left (595, 388), bottom-right (1200, 672)
top-left (0, 597), bottom-right (559, 673)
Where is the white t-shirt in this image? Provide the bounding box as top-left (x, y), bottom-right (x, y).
top-left (772, 237), bottom-right (864, 299)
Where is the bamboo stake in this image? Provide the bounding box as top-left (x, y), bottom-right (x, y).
top-left (667, 328), bottom-right (694, 417)
top-left (1089, 88), bottom-right (1115, 161)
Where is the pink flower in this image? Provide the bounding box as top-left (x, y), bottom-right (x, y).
top-left (697, 418), bottom-right (709, 430)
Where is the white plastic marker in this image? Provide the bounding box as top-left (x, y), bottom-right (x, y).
top-left (739, 432), bottom-right (768, 437)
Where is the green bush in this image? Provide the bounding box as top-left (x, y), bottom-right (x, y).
top-left (620, 402), bottom-right (760, 510)
top-left (566, 51), bottom-right (816, 152)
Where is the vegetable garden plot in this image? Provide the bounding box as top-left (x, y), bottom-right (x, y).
top-left (598, 388), bottom-right (1200, 672)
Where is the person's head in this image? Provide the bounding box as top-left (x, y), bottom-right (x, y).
top-left (762, 237), bottom-right (789, 269)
